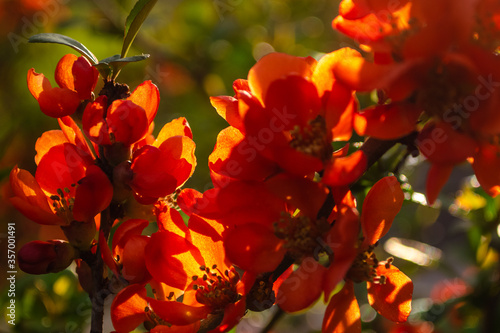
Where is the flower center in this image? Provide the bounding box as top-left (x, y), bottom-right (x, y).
top-left (345, 244), bottom-right (392, 284)
top-left (50, 186), bottom-right (75, 223)
top-left (191, 265), bottom-right (241, 310)
top-left (273, 213), bottom-right (332, 261)
top-left (246, 278), bottom-right (275, 312)
top-left (415, 62), bottom-right (476, 132)
top-left (289, 116), bottom-right (333, 162)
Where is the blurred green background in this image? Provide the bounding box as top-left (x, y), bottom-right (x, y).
top-left (1, 0), bottom-right (500, 332)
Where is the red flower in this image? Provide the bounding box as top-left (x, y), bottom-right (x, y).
top-left (332, 0), bottom-right (500, 202)
top-left (209, 51), bottom-right (365, 187)
top-left (83, 80), bottom-right (159, 146)
top-left (321, 176), bottom-right (412, 332)
top-left (10, 118), bottom-right (112, 225)
top-left (27, 54), bottom-right (98, 118)
top-left (111, 205), bottom-right (254, 332)
top-left (128, 117), bottom-right (196, 204)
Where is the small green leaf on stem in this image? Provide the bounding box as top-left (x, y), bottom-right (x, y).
top-left (97, 54), bottom-right (150, 81)
top-left (29, 33), bottom-right (98, 65)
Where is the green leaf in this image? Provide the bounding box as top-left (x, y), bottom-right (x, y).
top-left (29, 33), bottom-right (98, 65)
top-left (96, 54), bottom-right (150, 80)
top-left (121, 0), bottom-right (158, 58)
top-left (94, 63), bottom-right (112, 81)
top-left (99, 54), bottom-right (150, 64)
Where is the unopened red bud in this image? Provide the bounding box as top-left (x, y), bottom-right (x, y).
top-left (62, 220), bottom-right (96, 250)
top-left (19, 240), bottom-right (76, 275)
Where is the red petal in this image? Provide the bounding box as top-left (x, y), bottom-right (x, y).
top-left (154, 202), bottom-right (189, 235)
top-left (417, 121), bottom-right (477, 165)
top-left (112, 219), bottom-right (150, 256)
top-left (361, 176), bottom-right (404, 246)
top-left (82, 96), bottom-right (111, 145)
top-left (111, 284), bottom-right (148, 333)
top-left (35, 143), bottom-right (90, 195)
top-left (121, 235), bottom-right (151, 284)
top-left (264, 75), bottom-right (321, 128)
top-left (338, 0), bottom-right (371, 19)
top-left (471, 144), bottom-right (500, 197)
top-left (176, 188), bottom-right (206, 217)
top-left (322, 150), bottom-right (367, 186)
top-left (158, 135), bottom-right (196, 182)
top-left (27, 68), bottom-right (51, 100)
top-left (55, 54), bottom-right (78, 90)
top-left (73, 165), bottom-right (113, 222)
top-left (34, 130), bottom-right (68, 165)
top-left (215, 299), bottom-right (247, 332)
top-left (188, 214), bottom-right (228, 272)
top-left (9, 166), bottom-right (64, 225)
top-left (107, 100), bottom-right (149, 145)
top-left (130, 136), bottom-right (196, 198)
top-left (58, 116), bottom-right (94, 159)
top-left (99, 231), bottom-right (120, 279)
top-left (354, 103), bottom-right (421, 139)
top-left (148, 299), bottom-right (210, 326)
top-left (248, 52), bottom-right (316, 104)
top-left (55, 54), bottom-right (98, 100)
top-left (367, 264), bottom-right (413, 323)
top-left (214, 181), bottom-right (286, 227)
top-left (37, 87), bottom-right (81, 118)
top-left (130, 145), bottom-right (179, 198)
top-left (209, 126), bottom-right (279, 182)
top-left (127, 80), bottom-right (160, 124)
top-left (265, 174), bottom-right (329, 219)
top-left (426, 164), bottom-right (453, 205)
top-left (323, 207), bottom-right (359, 298)
top-left (322, 281), bottom-right (361, 333)
top-left (326, 88), bottom-right (356, 142)
top-left (145, 231), bottom-right (202, 290)
top-left (155, 117), bottom-right (193, 147)
top-left (332, 48), bottom-right (415, 92)
top-left (277, 261), bottom-right (326, 312)
top-left (323, 254), bottom-right (357, 300)
top-left (210, 95), bottom-right (244, 131)
top-left (151, 324), bottom-right (199, 333)
top-left (224, 223), bottom-right (285, 273)
top-left (71, 56), bottom-right (98, 99)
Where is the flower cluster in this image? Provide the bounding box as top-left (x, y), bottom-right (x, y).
top-left (333, 0), bottom-right (500, 203)
top-left (12, 54), bottom-right (196, 280)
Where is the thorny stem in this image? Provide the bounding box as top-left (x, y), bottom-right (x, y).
top-left (258, 133), bottom-right (418, 333)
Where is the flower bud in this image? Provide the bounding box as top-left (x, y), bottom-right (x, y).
top-left (18, 240), bottom-right (76, 275)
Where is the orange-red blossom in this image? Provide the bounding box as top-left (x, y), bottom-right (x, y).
top-left (332, 0), bottom-right (500, 202)
top-left (209, 51), bottom-right (365, 187)
top-left (27, 54), bottom-right (98, 118)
